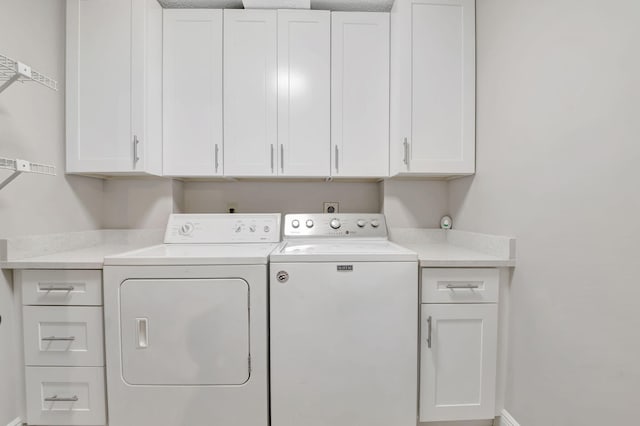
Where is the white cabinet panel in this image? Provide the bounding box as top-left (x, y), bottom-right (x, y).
top-left (331, 12), bottom-right (389, 177)
top-left (20, 270), bottom-right (103, 306)
top-left (66, 0), bottom-right (162, 175)
top-left (163, 10), bottom-right (223, 176)
top-left (421, 268), bottom-right (499, 303)
top-left (390, 0), bottom-right (475, 176)
top-left (223, 9), bottom-right (278, 176)
top-left (420, 303), bottom-right (497, 422)
top-left (26, 366), bottom-right (106, 426)
top-left (277, 10), bottom-right (331, 177)
top-left (67, 0), bottom-right (132, 173)
top-left (23, 306), bottom-right (104, 367)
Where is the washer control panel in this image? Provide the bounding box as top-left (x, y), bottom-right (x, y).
top-left (165, 214), bottom-right (281, 243)
top-left (284, 214), bottom-right (388, 238)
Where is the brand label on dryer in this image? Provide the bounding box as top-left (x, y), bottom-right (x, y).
top-left (337, 265), bottom-right (353, 271)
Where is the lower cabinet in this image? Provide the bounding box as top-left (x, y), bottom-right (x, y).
top-left (420, 268), bottom-right (499, 422)
top-left (16, 269), bottom-right (107, 426)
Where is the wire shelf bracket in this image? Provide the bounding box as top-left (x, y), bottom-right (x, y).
top-left (0, 53), bottom-right (58, 94)
top-left (0, 157), bottom-right (56, 191)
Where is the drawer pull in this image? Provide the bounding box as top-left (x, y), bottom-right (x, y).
top-left (445, 283), bottom-right (481, 290)
top-left (40, 285), bottom-right (75, 292)
top-left (44, 395), bottom-right (79, 402)
top-left (41, 336), bottom-right (76, 342)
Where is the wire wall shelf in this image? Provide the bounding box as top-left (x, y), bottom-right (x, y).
top-left (0, 157), bottom-right (56, 191)
top-left (0, 52), bottom-right (58, 94)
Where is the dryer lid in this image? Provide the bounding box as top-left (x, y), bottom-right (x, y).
top-left (104, 243), bottom-right (280, 266)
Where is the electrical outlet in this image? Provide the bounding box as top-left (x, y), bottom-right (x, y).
top-left (323, 202), bottom-right (339, 214)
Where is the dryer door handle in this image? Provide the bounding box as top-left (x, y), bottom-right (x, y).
top-left (136, 318), bottom-right (149, 349)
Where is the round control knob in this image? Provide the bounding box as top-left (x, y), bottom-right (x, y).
top-left (370, 219), bottom-right (380, 228)
top-left (330, 218), bottom-right (341, 229)
top-left (249, 225), bottom-right (256, 233)
top-left (179, 222), bottom-right (194, 236)
top-left (306, 219), bottom-right (314, 228)
top-left (291, 219), bottom-right (300, 229)
top-left (356, 219), bottom-right (366, 228)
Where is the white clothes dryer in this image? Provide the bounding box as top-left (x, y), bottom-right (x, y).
top-left (103, 214), bottom-right (280, 426)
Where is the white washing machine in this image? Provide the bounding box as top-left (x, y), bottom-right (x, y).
top-left (103, 214), bottom-right (281, 426)
top-left (269, 213), bottom-right (418, 426)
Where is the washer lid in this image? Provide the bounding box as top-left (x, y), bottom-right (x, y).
top-left (270, 240), bottom-right (417, 262)
top-left (104, 243), bottom-right (279, 266)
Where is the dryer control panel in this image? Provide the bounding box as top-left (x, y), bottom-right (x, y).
top-left (164, 214), bottom-right (281, 243)
top-left (284, 214), bottom-right (388, 238)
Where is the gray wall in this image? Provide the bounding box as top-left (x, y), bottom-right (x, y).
top-left (449, 0), bottom-right (640, 424)
top-left (0, 1), bottom-right (104, 423)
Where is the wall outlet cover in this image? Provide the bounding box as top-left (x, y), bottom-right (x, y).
top-left (323, 202), bottom-right (339, 213)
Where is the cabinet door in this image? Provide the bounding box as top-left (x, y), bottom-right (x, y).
top-left (163, 10), bottom-right (223, 176)
top-left (420, 303), bottom-right (497, 422)
top-left (131, 0), bottom-right (163, 176)
top-left (224, 9), bottom-right (278, 177)
top-left (331, 12), bottom-right (389, 177)
top-left (390, 0), bottom-right (475, 176)
top-left (67, 0), bottom-right (162, 175)
top-left (67, 0), bottom-right (133, 173)
top-left (277, 10), bottom-right (330, 177)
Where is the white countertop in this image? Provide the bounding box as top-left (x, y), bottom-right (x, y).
top-left (390, 228), bottom-right (516, 268)
top-left (0, 227), bottom-right (516, 270)
top-left (0, 229), bottom-right (163, 269)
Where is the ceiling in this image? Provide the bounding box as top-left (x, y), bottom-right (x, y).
top-left (157, 0), bottom-right (395, 12)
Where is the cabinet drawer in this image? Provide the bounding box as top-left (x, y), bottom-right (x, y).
top-left (421, 268), bottom-right (499, 303)
top-left (26, 366), bottom-right (106, 425)
top-left (20, 270), bottom-right (102, 306)
top-left (23, 306), bottom-right (104, 367)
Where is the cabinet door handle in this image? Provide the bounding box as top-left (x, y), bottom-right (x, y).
top-left (280, 145), bottom-right (284, 173)
top-left (335, 145), bottom-right (339, 173)
top-left (39, 285), bottom-right (75, 292)
top-left (403, 137), bottom-right (409, 167)
top-left (427, 315), bottom-right (432, 348)
top-left (136, 318), bottom-right (148, 349)
top-left (44, 395), bottom-right (78, 403)
top-left (214, 144), bottom-right (220, 173)
top-left (133, 135), bottom-right (140, 165)
top-left (270, 144), bottom-right (274, 173)
top-left (41, 336), bottom-right (76, 342)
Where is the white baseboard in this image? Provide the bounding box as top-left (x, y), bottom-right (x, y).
top-left (500, 410), bottom-right (520, 426)
top-left (6, 418), bottom-right (23, 426)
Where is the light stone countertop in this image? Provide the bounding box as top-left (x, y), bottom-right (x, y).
top-left (389, 228), bottom-right (516, 268)
top-left (0, 229), bottom-right (164, 269)
top-left (0, 227), bottom-right (515, 270)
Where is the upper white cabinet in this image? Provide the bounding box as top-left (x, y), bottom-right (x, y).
top-left (278, 10), bottom-right (330, 177)
top-left (331, 12), bottom-right (389, 178)
top-left (223, 9), bottom-right (278, 177)
top-left (390, 0), bottom-right (476, 177)
top-left (224, 9), bottom-right (330, 177)
top-left (163, 10), bottom-right (223, 177)
top-left (66, 0), bottom-right (162, 175)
